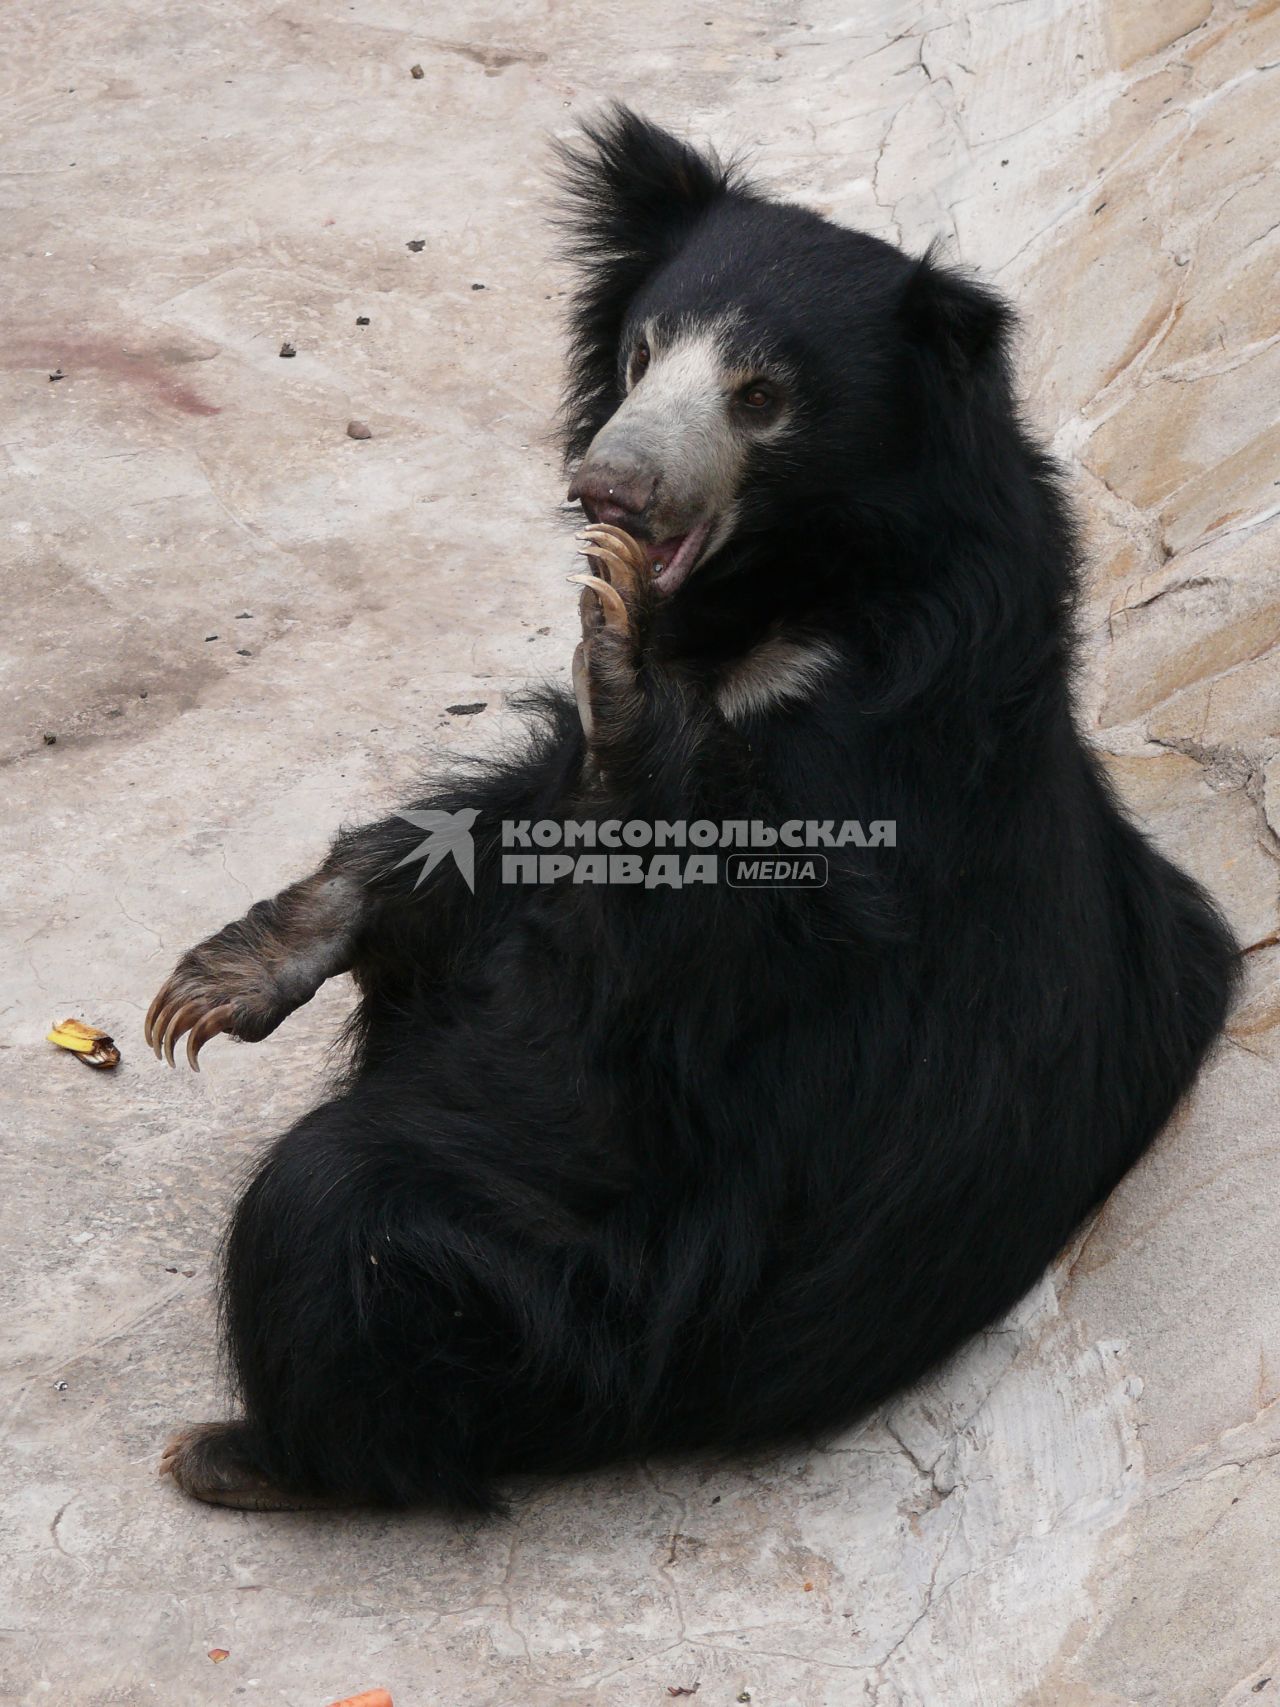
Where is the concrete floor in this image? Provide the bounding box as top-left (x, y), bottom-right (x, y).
top-left (3, 0), bottom-right (1279, 1703)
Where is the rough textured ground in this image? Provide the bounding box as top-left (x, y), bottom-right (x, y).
top-left (3, 1), bottom-right (1278, 1703)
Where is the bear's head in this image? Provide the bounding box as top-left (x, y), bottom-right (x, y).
top-left (557, 106), bottom-right (1017, 606)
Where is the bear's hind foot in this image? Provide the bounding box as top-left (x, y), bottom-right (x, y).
top-left (160, 1421), bottom-right (343, 1512)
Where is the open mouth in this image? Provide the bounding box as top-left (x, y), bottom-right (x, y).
top-left (640, 518), bottom-right (712, 597)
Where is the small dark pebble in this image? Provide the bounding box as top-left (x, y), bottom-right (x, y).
top-left (406, 239), bottom-right (426, 252)
top-left (205, 633), bottom-right (218, 641)
top-left (445, 702), bottom-right (487, 717)
top-left (43, 732), bottom-right (57, 746)
top-left (236, 610), bottom-right (253, 619)
top-left (236, 647), bottom-right (252, 656)
top-left (410, 62), bottom-right (424, 78)
top-left (53, 1381), bottom-right (68, 1392)
top-left (279, 341), bottom-right (297, 358)
top-left (471, 282), bottom-right (486, 290)
top-left (139, 690), bottom-right (148, 699)
top-left (49, 368), bottom-right (65, 382)
top-left (355, 315), bottom-right (370, 325)
top-left (1001, 157), bottom-right (1009, 165)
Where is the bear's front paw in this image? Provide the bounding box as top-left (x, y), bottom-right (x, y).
top-left (569, 523), bottom-right (656, 747)
top-left (143, 921), bottom-right (311, 1070)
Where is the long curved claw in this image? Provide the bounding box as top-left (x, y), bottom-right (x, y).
top-left (575, 526), bottom-right (647, 599)
top-left (149, 992), bottom-right (178, 1059)
top-left (161, 999), bottom-right (204, 1068)
top-left (575, 538), bottom-right (643, 598)
top-left (567, 572), bottom-right (628, 631)
top-left (144, 986), bottom-right (168, 1052)
top-left (575, 523), bottom-right (647, 573)
top-left (186, 1004), bottom-right (235, 1072)
top-left (571, 641), bottom-right (594, 741)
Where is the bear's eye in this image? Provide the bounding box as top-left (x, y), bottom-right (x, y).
top-left (738, 382), bottom-right (776, 413)
top-left (630, 342), bottom-right (651, 384)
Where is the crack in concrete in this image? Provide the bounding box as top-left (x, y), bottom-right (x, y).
top-left (883, 1416), bottom-right (956, 1504)
top-left (868, 1500), bottom-right (966, 1699)
top-left (640, 1459), bottom-right (692, 1648)
top-left (48, 1497), bottom-right (88, 1572)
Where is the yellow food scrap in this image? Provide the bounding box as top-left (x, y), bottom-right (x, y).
top-left (46, 1018), bottom-right (121, 1070)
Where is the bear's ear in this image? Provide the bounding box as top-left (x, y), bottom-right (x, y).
top-left (555, 106), bottom-right (740, 461)
top-left (555, 104), bottom-right (735, 266)
top-left (898, 244), bottom-right (1012, 376)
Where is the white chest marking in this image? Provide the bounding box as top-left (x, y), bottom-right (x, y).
top-left (714, 636), bottom-right (841, 722)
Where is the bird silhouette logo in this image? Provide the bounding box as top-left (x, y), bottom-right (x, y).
top-left (392, 808), bottom-right (480, 892)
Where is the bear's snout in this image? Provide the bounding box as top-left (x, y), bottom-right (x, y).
top-left (567, 460), bottom-right (657, 532)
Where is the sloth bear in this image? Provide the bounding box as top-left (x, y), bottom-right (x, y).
top-left (148, 108), bottom-right (1237, 1512)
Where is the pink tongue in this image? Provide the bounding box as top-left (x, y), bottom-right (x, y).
top-left (646, 518), bottom-right (712, 596)
top-left (643, 536), bottom-right (686, 571)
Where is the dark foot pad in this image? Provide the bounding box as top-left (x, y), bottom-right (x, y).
top-left (160, 1421), bottom-right (342, 1511)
